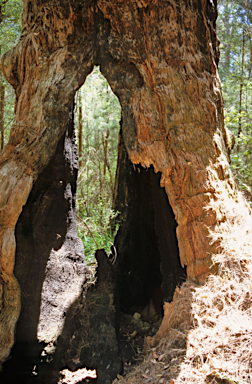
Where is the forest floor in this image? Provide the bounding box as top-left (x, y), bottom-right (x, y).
top-left (54, 187), bottom-right (252, 384)
top-left (56, 307), bottom-right (163, 383)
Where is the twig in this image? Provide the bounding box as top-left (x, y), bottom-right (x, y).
top-left (109, 241), bottom-right (117, 264)
top-left (76, 214), bottom-right (99, 249)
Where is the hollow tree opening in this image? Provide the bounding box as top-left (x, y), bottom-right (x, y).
top-left (1, 65), bottom-right (185, 383)
top-left (75, 66), bottom-right (185, 315)
top-left (74, 66), bottom-right (186, 313)
top-left (113, 134), bottom-right (186, 315)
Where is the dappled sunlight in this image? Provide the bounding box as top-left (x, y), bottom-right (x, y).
top-left (176, 182), bottom-right (252, 383)
top-left (58, 368), bottom-right (97, 383)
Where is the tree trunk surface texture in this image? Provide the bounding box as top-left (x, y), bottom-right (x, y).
top-left (0, 0), bottom-right (238, 369)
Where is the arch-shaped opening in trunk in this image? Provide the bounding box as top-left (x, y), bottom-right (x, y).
top-left (74, 65), bottom-right (186, 315)
top-left (0, 66), bottom-right (186, 384)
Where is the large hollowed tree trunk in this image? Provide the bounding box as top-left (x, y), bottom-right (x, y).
top-left (0, 0), bottom-right (240, 382)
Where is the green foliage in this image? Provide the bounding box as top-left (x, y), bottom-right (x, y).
top-left (77, 209), bottom-right (119, 266)
top-left (218, 0), bottom-right (252, 200)
top-left (75, 67), bottom-right (121, 264)
top-left (0, 0), bottom-right (23, 51)
top-left (0, 0), bottom-right (23, 148)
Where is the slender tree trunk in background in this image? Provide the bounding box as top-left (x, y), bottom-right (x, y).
top-left (243, 0), bottom-right (252, 78)
top-left (78, 91), bottom-right (83, 168)
top-left (85, 121), bottom-right (90, 216)
top-left (102, 129), bottom-right (114, 194)
top-left (103, 84), bottom-right (109, 176)
top-left (238, 29), bottom-right (245, 150)
top-left (246, 15), bottom-right (252, 78)
top-left (0, 3), bottom-right (6, 151)
top-left (0, 1), bottom-right (9, 23)
top-left (102, 130), bottom-right (108, 175)
top-left (224, 16), bottom-right (231, 74)
top-left (0, 67), bottom-right (4, 150)
top-left (98, 156), bottom-right (103, 220)
top-left (0, 0), bottom-right (246, 379)
top-left (249, 37), bottom-right (252, 78)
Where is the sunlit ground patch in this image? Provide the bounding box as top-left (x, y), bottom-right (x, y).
top-left (58, 368), bottom-right (97, 383)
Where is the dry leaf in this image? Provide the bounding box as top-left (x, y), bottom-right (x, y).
top-left (72, 358), bottom-right (80, 364)
top-left (153, 351), bottom-right (159, 359)
top-left (130, 330), bottom-right (137, 338)
top-left (133, 312), bottom-right (141, 321)
top-left (142, 373), bottom-right (149, 379)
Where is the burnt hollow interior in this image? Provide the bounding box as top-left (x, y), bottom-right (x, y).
top-left (113, 134), bottom-right (186, 316)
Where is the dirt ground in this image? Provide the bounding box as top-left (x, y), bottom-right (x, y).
top-left (37, 265), bottom-right (191, 384)
top-left (56, 327), bottom-right (186, 384)
top-left (55, 309), bottom-right (185, 384)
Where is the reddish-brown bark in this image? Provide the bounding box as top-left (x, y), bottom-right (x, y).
top-left (0, 0), bottom-right (239, 369)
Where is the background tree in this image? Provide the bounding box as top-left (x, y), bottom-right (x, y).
top-left (75, 67), bottom-right (121, 263)
top-left (0, 0), bottom-right (22, 150)
top-left (218, 0), bottom-right (252, 199)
